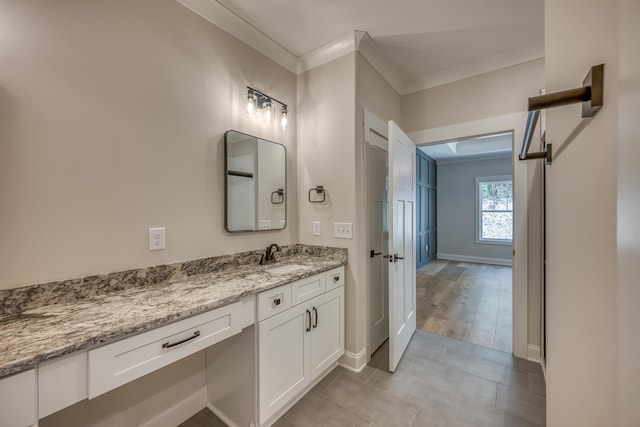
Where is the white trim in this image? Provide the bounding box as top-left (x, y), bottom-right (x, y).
top-left (175, 0), bottom-right (297, 74)
top-left (527, 344), bottom-right (541, 363)
top-left (402, 43), bottom-right (545, 94)
top-left (408, 111), bottom-right (530, 360)
top-left (338, 348), bottom-right (367, 372)
top-left (432, 151), bottom-right (512, 165)
top-left (138, 387), bottom-right (207, 427)
top-left (297, 32), bottom-right (361, 74)
top-left (356, 33), bottom-right (405, 95)
top-left (207, 402), bottom-right (241, 427)
top-left (437, 253), bottom-right (512, 267)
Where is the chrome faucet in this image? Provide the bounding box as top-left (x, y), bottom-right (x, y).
top-left (260, 243), bottom-right (281, 265)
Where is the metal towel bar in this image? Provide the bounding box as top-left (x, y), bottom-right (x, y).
top-left (520, 64), bottom-right (604, 164)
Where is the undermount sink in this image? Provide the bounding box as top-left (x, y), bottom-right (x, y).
top-left (265, 263), bottom-right (307, 274)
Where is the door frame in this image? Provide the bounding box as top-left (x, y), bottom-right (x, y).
top-left (407, 111), bottom-right (532, 360)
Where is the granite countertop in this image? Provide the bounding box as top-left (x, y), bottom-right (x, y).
top-left (0, 245), bottom-right (346, 379)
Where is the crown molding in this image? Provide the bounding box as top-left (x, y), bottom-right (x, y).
top-left (403, 42), bottom-right (545, 94)
top-left (176, 0), bottom-right (298, 74)
top-left (296, 32), bottom-right (361, 74)
top-left (429, 151), bottom-right (513, 165)
top-left (355, 32), bottom-right (405, 94)
top-left (176, 1), bottom-right (543, 93)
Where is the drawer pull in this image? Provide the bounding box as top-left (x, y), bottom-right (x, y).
top-left (312, 306), bottom-right (318, 328)
top-left (333, 275), bottom-right (340, 283)
top-left (162, 331), bottom-right (200, 349)
top-left (273, 298), bottom-right (281, 306)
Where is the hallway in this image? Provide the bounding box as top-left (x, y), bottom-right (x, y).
top-left (417, 260), bottom-right (513, 352)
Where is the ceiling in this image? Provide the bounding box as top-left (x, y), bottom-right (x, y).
top-left (419, 133), bottom-right (513, 163)
top-left (193, 0), bottom-right (544, 93)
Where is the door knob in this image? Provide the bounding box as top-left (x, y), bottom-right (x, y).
top-left (393, 253), bottom-right (405, 262)
top-left (370, 249), bottom-right (382, 258)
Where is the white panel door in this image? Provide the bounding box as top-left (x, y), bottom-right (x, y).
top-left (258, 303), bottom-right (310, 425)
top-left (387, 121), bottom-right (417, 372)
top-left (309, 287), bottom-right (344, 378)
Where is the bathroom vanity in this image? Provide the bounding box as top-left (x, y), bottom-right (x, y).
top-left (0, 245), bottom-right (346, 427)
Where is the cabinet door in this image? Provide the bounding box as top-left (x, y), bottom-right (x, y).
top-left (0, 369), bottom-right (36, 427)
top-left (258, 303), bottom-right (310, 425)
top-left (309, 287), bottom-right (344, 379)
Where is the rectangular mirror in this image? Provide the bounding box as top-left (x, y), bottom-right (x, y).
top-left (224, 130), bottom-right (286, 232)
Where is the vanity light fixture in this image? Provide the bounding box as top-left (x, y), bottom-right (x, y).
top-left (245, 86), bottom-right (289, 130)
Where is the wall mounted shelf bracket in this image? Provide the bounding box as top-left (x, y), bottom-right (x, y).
top-left (519, 64), bottom-right (604, 165)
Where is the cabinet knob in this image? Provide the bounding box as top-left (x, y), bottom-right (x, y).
top-left (273, 298), bottom-right (281, 306)
top-left (333, 275), bottom-right (340, 283)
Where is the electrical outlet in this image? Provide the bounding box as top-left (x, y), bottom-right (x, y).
top-left (334, 222), bottom-right (352, 239)
top-left (148, 227), bottom-right (166, 251)
top-left (312, 221), bottom-right (321, 236)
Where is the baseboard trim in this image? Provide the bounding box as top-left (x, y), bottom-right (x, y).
top-left (437, 253), bottom-right (512, 266)
top-left (527, 344), bottom-right (541, 363)
top-left (338, 348), bottom-right (367, 372)
top-left (139, 386), bottom-right (207, 427)
top-left (207, 402), bottom-right (241, 427)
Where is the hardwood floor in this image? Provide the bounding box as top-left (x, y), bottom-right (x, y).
top-left (181, 330), bottom-right (545, 427)
top-left (417, 260), bottom-right (512, 352)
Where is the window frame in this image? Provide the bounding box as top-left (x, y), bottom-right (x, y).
top-left (475, 175), bottom-right (513, 246)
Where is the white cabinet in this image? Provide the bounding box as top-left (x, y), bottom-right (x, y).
top-left (258, 302), bottom-right (310, 424)
top-left (258, 267), bottom-right (345, 425)
top-left (309, 287), bottom-right (344, 379)
top-left (0, 369), bottom-right (36, 427)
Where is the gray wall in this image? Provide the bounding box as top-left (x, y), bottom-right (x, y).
top-left (437, 156), bottom-right (513, 263)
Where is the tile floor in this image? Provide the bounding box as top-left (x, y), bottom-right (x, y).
top-left (417, 260), bottom-right (513, 352)
top-left (181, 330), bottom-right (545, 427)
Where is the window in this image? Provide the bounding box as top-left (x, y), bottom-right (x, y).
top-left (476, 176), bottom-right (513, 244)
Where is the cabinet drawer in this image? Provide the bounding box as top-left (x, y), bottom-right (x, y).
top-left (325, 266), bottom-right (345, 291)
top-left (0, 369), bottom-right (36, 427)
top-left (258, 283), bottom-right (291, 321)
top-left (291, 274), bottom-right (325, 306)
top-left (88, 302), bottom-right (241, 398)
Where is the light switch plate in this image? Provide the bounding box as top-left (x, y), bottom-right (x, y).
top-left (312, 221), bottom-right (321, 236)
top-left (334, 222), bottom-right (352, 239)
top-left (148, 227), bottom-right (166, 251)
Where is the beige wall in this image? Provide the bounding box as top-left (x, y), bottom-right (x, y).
top-left (355, 53), bottom-right (403, 357)
top-left (545, 0), bottom-right (620, 424)
top-left (297, 53), bottom-right (358, 353)
top-left (617, 0), bottom-right (640, 424)
top-left (401, 61), bottom-right (545, 351)
top-left (0, 0), bottom-right (298, 290)
top-left (0, 0), bottom-right (296, 424)
top-left (296, 51), bottom-right (402, 362)
top-left (402, 59), bottom-right (545, 132)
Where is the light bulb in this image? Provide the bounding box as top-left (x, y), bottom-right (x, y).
top-left (245, 92), bottom-right (257, 116)
top-left (280, 107), bottom-right (288, 130)
top-left (263, 100), bottom-right (274, 122)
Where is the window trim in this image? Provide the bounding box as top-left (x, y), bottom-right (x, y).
top-left (475, 175), bottom-right (513, 246)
